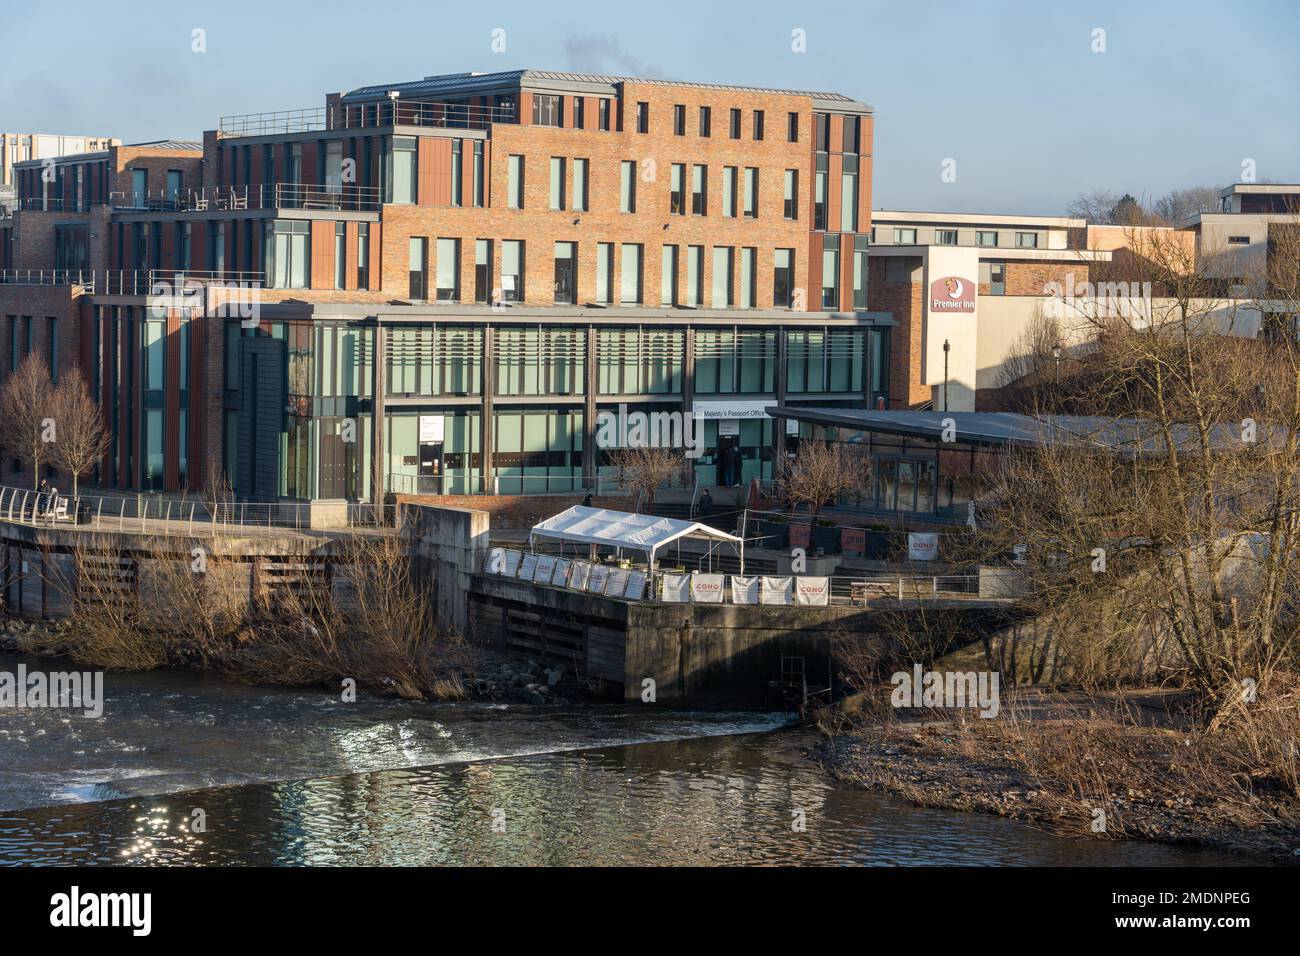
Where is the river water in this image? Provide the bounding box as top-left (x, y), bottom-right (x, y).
top-left (0, 653), bottom-right (1240, 865)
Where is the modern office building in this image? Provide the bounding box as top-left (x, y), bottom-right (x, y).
top-left (0, 133), bottom-right (119, 189)
top-left (0, 70), bottom-right (886, 508)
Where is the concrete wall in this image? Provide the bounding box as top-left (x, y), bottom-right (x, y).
top-left (402, 502), bottom-right (490, 636)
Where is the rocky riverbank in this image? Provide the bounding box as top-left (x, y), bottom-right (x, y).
top-left (815, 689), bottom-right (1300, 865)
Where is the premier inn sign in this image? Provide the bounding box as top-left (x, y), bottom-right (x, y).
top-left (929, 276), bottom-right (976, 313)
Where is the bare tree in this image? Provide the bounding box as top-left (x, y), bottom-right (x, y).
top-left (995, 307), bottom-right (1063, 391)
top-left (1152, 185), bottom-right (1221, 225)
top-left (778, 439), bottom-right (869, 524)
top-left (608, 445), bottom-right (684, 511)
top-left (0, 354), bottom-right (55, 490)
top-left (49, 369), bottom-right (109, 499)
top-left (1065, 189), bottom-right (1120, 223)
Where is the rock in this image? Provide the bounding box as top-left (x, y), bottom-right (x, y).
top-left (529, 691), bottom-right (545, 705)
top-left (547, 668), bottom-right (564, 687)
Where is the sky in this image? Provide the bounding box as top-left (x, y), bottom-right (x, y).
top-left (3, 0), bottom-right (1298, 216)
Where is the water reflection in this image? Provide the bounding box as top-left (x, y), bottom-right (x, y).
top-left (0, 732), bottom-right (1240, 866)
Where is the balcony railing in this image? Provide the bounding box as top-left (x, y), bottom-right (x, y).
top-left (218, 101), bottom-right (515, 138)
top-left (0, 269), bottom-right (264, 295)
top-left (111, 182), bottom-right (383, 213)
top-left (11, 196), bottom-right (107, 213)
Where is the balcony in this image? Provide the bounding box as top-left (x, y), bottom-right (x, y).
top-left (0, 269), bottom-right (264, 295)
top-left (111, 183), bottom-right (383, 213)
top-left (218, 101), bottom-right (515, 138)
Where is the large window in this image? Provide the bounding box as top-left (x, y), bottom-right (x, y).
top-left (554, 241), bottom-right (576, 305)
top-left (334, 223), bottom-right (346, 289)
top-left (711, 247), bottom-right (733, 308)
top-left (853, 235), bottom-right (869, 309)
top-left (691, 165), bottom-right (707, 215)
top-left (723, 167), bottom-right (737, 218)
top-left (813, 155), bottom-right (827, 230)
top-left (549, 157), bottom-right (566, 210)
top-left (661, 245), bottom-right (678, 306)
top-left (686, 246), bottom-right (704, 307)
top-left (784, 170), bottom-right (798, 220)
top-left (774, 248), bottom-right (794, 308)
top-left (620, 244), bottom-right (642, 305)
top-left (840, 156), bottom-right (858, 231)
top-left (787, 328), bottom-right (864, 393)
top-left (573, 158), bottom-right (589, 211)
top-left (508, 155), bottom-right (524, 209)
top-left (739, 247), bottom-right (756, 309)
top-left (694, 328), bottom-right (775, 394)
top-left (475, 239), bottom-right (492, 303)
top-left (357, 223), bottom-right (370, 289)
top-left (496, 327), bottom-right (585, 396)
top-left (265, 220), bottom-right (310, 289)
top-left (493, 409), bottom-right (584, 495)
top-left (620, 160), bottom-right (636, 213)
top-left (743, 167), bottom-right (758, 218)
top-left (387, 325), bottom-right (482, 397)
top-left (532, 94), bottom-right (562, 127)
top-left (596, 243), bottom-right (614, 305)
top-left (409, 236), bottom-right (428, 301)
top-left (389, 136), bottom-right (417, 204)
top-left (435, 237), bottom-right (459, 302)
top-left (597, 327), bottom-right (684, 394)
top-left (670, 163), bottom-right (685, 215)
top-left (501, 240), bottom-right (524, 302)
top-left (821, 235), bottom-right (840, 309)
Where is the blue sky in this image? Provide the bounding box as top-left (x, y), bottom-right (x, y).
top-left (3, 0), bottom-right (1297, 215)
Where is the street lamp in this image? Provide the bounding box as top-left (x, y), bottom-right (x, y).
top-left (1052, 343), bottom-right (1062, 383)
top-left (942, 339), bottom-right (950, 411)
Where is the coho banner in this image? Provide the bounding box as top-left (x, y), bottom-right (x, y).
top-left (908, 532), bottom-right (940, 562)
top-left (794, 576), bottom-right (830, 606)
top-left (660, 573), bottom-right (691, 603)
top-left (534, 555), bottom-right (556, 583)
top-left (690, 573), bottom-right (726, 603)
top-left (761, 576), bottom-right (794, 605)
top-left (730, 575), bottom-right (760, 604)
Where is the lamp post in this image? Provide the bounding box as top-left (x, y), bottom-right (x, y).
top-left (942, 339), bottom-right (950, 411)
top-left (1052, 344), bottom-right (1062, 384)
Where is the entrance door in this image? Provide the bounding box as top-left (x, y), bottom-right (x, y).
top-left (419, 441), bottom-right (444, 494)
top-left (716, 435), bottom-right (739, 486)
top-left (318, 422), bottom-right (348, 499)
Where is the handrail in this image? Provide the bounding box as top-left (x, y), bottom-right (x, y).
top-left (218, 102), bottom-right (516, 138)
top-left (110, 182), bottom-right (383, 213)
top-left (0, 269), bottom-right (265, 295)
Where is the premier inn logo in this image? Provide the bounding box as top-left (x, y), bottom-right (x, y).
top-left (929, 276), bottom-right (976, 313)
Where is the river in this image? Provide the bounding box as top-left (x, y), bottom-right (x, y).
top-left (0, 653), bottom-right (1240, 865)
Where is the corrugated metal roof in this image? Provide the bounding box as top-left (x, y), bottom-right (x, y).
top-left (124, 140), bottom-right (203, 150)
top-left (342, 68), bottom-right (870, 111)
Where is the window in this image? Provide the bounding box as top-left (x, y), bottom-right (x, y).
top-left (508, 155), bottom-right (524, 209)
top-left (1016, 232), bottom-right (1039, 249)
top-left (1227, 235), bottom-right (1250, 244)
top-left (573, 158), bottom-right (589, 211)
top-left (357, 223), bottom-right (370, 289)
top-left (450, 141), bottom-right (462, 206)
top-left (821, 235), bottom-right (840, 309)
top-left (840, 156), bottom-right (858, 231)
top-left (130, 168), bottom-right (147, 207)
top-left (980, 260), bottom-right (1006, 295)
top-left (753, 110), bottom-right (765, 141)
top-left (661, 245), bottom-right (678, 306)
top-left (574, 97), bottom-right (586, 130)
top-left (502, 240), bottom-right (524, 302)
top-left (334, 223), bottom-right (345, 289)
top-left (699, 106), bottom-right (712, 137)
top-left (178, 222), bottom-right (191, 270)
top-left (743, 168), bottom-right (758, 218)
top-left (935, 229), bottom-right (958, 245)
top-left (265, 220), bottom-right (310, 289)
top-left (472, 142), bottom-right (484, 206)
top-left (722, 167), bottom-right (737, 217)
top-left (475, 239), bottom-right (492, 303)
top-left (814, 154), bottom-right (827, 230)
top-left (853, 235), bottom-right (869, 309)
top-left (554, 241), bottom-right (576, 305)
top-left (686, 246), bottom-right (704, 307)
top-left (636, 102), bottom-right (649, 133)
top-left (774, 249), bottom-right (794, 308)
top-left (598, 99), bottom-right (611, 131)
top-left (390, 136), bottom-right (417, 204)
top-left (620, 160), bottom-right (636, 213)
top-left (739, 247), bottom-right (756, 309)
top-left (894, 227), bottom-right (917, 244)
top-left (673, 104), bottom-right (686, 136)
top-left (436, 237), bottom-right (460, 301)
top-left (166, 170), bottom-right (182, 205)
top-left (409, 237), bottom-right (428, 300)
top-left (784, 170), bottom-right (798, 220)
top-left (620, 244), bottom-right (643, 305)
top-left (549, 157), bottom-right (566, 210)
top-left (814, 113), bottom-right (830, 151)
top-left (976, 230), bottom-right (998, 247)
top-left (729, 108), bottom-right (741, 139)
top-left (787, 111), bottom-right (799, 142)
top-left (842, 116), bottom-right (860, 153)
top-left (596, 243), bottom-right (614, 305)
top-left (532, 94), bottom-right (562, 127)
top-left (712, 247), bottom-right (733, 308)
top-left (210, 221), bottom-right (226, 275)
top-left (670, 163), bottom-right (685, 215)
top-left (691, 165), bottom-right (707, 215)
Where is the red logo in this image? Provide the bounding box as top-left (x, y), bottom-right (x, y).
top-left (929, 276), bottom-right (976, 313)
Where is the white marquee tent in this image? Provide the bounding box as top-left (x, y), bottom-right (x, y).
top-left (529, 505), bottom-right (745, 572)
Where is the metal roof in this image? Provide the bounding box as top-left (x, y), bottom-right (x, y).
top-left (124, 140), bottom-right (203, 150)
top-left (341, 68), bottom-right (871, 113)
top-left (770, 407), bottom-right (1265, 453)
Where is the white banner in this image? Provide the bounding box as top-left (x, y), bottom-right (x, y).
top-left (587, 564), bottom-right (610, 594)
top-left (502, 550), bottom-right (522, 577)
top-left (624, 570), bottom-right (647, 600)
top-left (660, 573), bottom-right (691, 603)
top-left (605, 567), bottom-right (630, 598)
top-left (908, 533), bottom-right (940, 562)
top-left (519, 553), bottom-right (539, 581)
top-left (730, 575), bottom-right (760, 604)
top-left (534, 555), bottom-right (556, 584)
top-left (568, 561), bottom-right (592, 592)
top-left (794, 575), bottom-right (830, 606)
top-left (690, 573), bottom-right (726, 603)
top-left (485, 548), bottom-right (505, 574)
top-left (551, 558), bottom-right (572, 587)
top-left (761, 576), bottom-right (794, 605)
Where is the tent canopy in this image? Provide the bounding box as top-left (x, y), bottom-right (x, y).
top-left (529, 505), bottom-right (744, 570)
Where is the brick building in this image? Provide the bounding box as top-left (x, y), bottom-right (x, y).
top-left (0, 70), bottom-right (887, 505)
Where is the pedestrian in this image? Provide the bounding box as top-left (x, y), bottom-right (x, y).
top-left (582, 492), bottom-right (594, 508)
top-left (698, 488), bottom-right (714, 520)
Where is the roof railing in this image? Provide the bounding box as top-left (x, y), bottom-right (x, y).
top-left (0, 269), bottom-right (265, 294)
top-left (110, 182), bottom-right (383, 213)
top-left (218, 101), bottom-right (515, 138)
